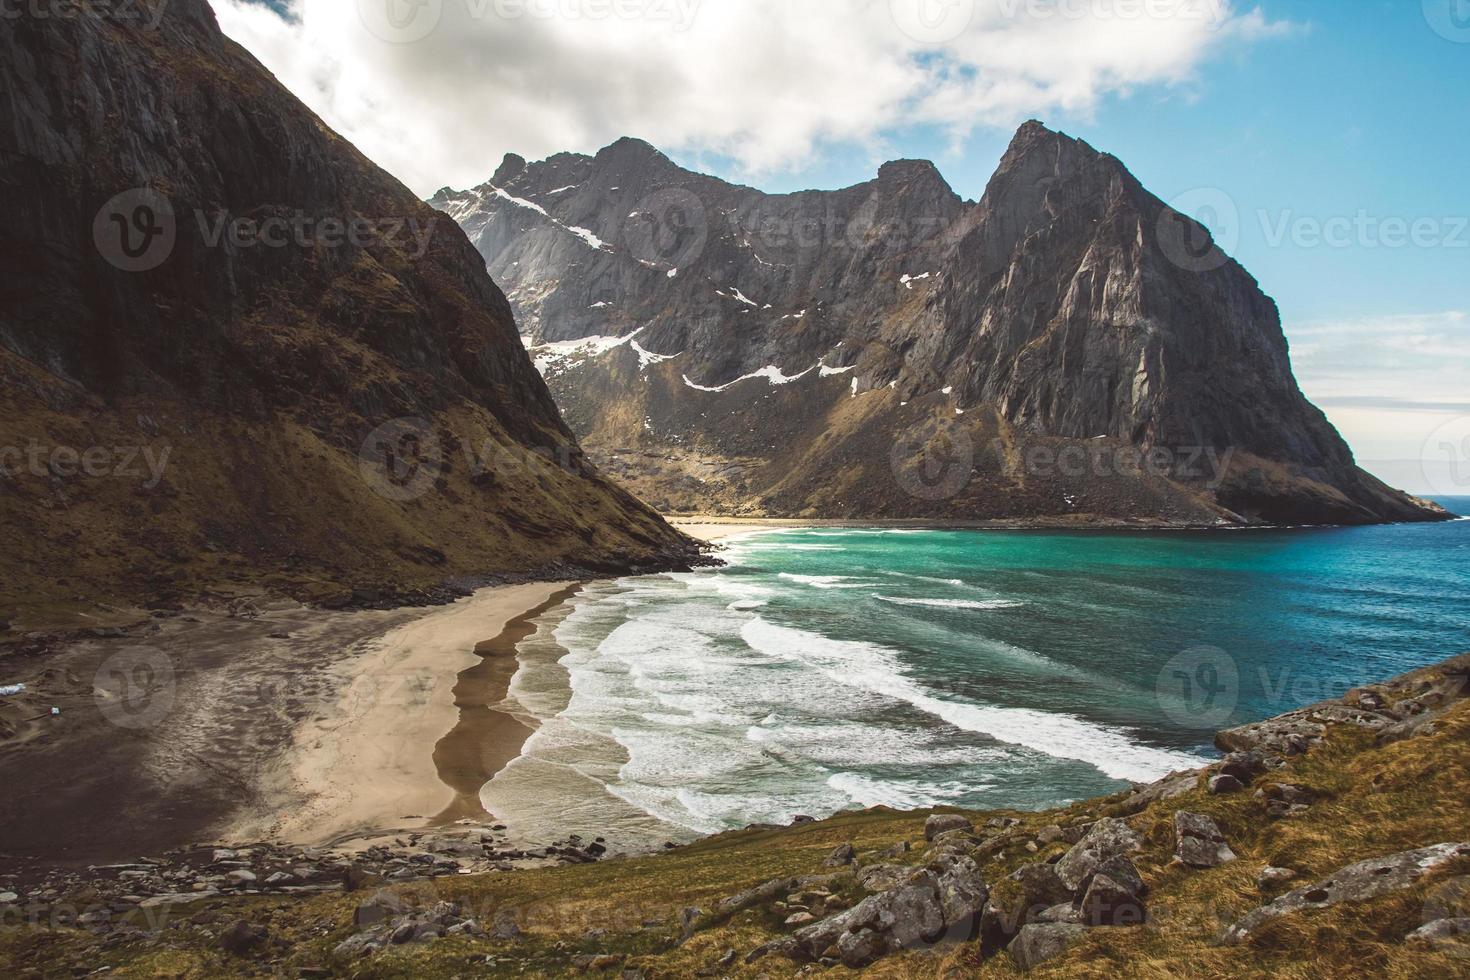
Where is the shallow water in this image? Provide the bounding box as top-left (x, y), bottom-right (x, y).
top-left (482, 500), bottom-right (1470, 848)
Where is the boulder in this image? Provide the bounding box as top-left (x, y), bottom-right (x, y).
top-left (925, 814), bottom-right (973, 841)
top-left (1036, 903), bottom-right (1080, 924)
top-left (1079, 872), bottom-right (1146, 927)
top-left (824, 843), bottom-right (856, 867)
top-left (1036, 825), bottom-right (1065, 845)
top-left (933, 855), bottom-right (990, 937)
top-left (1108, 772), bottom-right (1198, 817)
top-left (1223, 842), bottom-right (1470, 944)
top-left (355, 892), bottom-right (406, 928)
top-left (1208, 774), bottom-right (1244, 795)
top-left (1010, 922), bottom-right (1088, 972)
top-left (490, 910), bottom-right (523, 940)
top-left (857, 864), bottom-right (913, 893)
top-left (1218, 751), bottom-right (1268, 783)
top-left (835, 927), bottom-right (887, 969)
top-left (1406, 917), bottom-right (1470, 944)
top-left (1262, 783), bottom-right (1314, 805)
top-left (1055, 818), bottom-right (1142, 892)
top-left (1006, 863), bottom-right (1075, 929)
top-left (219, 919), bottom-right (266, 957)
top-left (780, 861), bottom-right (988, 967)
top-left (1256, 867), bottom-right (1297, 889)
top-left (1174, 812), bottom-right (1237, 868)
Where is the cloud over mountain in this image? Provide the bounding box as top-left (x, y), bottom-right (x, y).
top-left (215, 0), bottom-right (1293, 195)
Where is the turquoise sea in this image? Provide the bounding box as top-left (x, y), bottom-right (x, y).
top-left (483, 500), bottom-right (1470, 848)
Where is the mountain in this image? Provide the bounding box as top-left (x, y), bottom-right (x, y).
top-left (432, 126), bottom-right (1448, 527)
top-left (0, 1), bottom-right (698, 630)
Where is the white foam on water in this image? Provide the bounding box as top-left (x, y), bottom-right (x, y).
top-left (746, 720), bottom-right (1007, 768)
top-left (873, 595), bottom-right (1024, 610)
top-left (878, 570), bottom-right (972, 588)
top-left (827, 771), bottom-right (985, 810)
top-left (747, 542), bottom-right (843, 551)
top-left (777, 573), bottom-right (878, 589)
top-left (739, 617), bottom-right (1207, 783)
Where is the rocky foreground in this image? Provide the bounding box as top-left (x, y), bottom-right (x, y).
top-left (3, 652), bottom-right (1468, 977)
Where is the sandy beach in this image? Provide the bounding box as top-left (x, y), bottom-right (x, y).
top-left (669, 518), bottom-right (794, 542)
top-left (234, 582), bottom-right (576, 848)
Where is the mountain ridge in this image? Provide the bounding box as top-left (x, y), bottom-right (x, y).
top-left (432, 124), bottom-right (1447, 527)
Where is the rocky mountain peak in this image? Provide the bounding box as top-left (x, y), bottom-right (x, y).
top-left (435, 128), bottom-right (1445, 527)
top-left (593, 136), bottom-right (674, 173)
top-left (492, 152), bottom-right (528, 184)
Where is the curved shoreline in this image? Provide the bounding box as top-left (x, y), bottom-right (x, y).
top-left (429, 586), bottom-right (578, 825)
top-left (229, 582), bottom-right (574, 849)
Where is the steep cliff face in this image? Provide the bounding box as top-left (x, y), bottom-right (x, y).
top-left (0, 0), bottom-right (696, 628)
top-left (434, 124), bottom-right (1445, 526)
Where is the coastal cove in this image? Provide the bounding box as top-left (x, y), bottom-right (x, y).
top-left (473, 501), bottom-right (1470, 851)
top-left (2, 504), bottom-right (1464, 873)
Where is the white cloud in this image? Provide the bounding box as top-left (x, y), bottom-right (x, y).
top-left (211, 0), bottom-right (1294, 196)
top-left (1290, 311), bottom-right (1470, 486)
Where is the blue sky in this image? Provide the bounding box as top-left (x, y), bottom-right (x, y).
top-left (713, 2), bottom-right (1466, 329)
top-left (221, 0), bottom-right (1467, 492)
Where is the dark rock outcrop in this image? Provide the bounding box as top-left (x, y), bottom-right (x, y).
top-left (434, 125), bottom-right (1450, 527)
top-left (1009, 922), bottom-right (1089, 972)
top-left (777, 862), bottom-right (988, 968)
top-left (1174, 812), bottom-right (1237, 868)
top-left (0, 1), bottom-right (698, 624)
